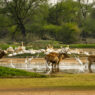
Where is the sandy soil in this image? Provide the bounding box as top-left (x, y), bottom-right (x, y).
top-left (0, 89), bottom-right (95, 95)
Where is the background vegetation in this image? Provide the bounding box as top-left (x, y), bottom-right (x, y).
top-left (0, 0), bottom-right (95, 44)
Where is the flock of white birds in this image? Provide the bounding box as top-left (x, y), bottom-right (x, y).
top-left (2, 43), bottom-right (95, 73)
top-left (7, 43), bottom-right (90, 57)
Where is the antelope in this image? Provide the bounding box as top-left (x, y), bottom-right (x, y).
top-left (75, 52), bottom-right (95, 73)
top-left (45, 52), bottom-right (69, 72)
top-left (0, 49), bottom-right (7, 58)
top-left (87, 55), bottom-right (95, 73)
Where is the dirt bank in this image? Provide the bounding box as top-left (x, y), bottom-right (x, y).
top-left (0, 88), bottom-right (95, 95)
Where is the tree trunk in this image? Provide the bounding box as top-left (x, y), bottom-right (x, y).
top-left (19, 23), bottom-right (26, 37)
top-left (17, 16), bottom-right (26, 37)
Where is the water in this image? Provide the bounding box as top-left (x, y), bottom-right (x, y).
top-left (0, 62), bottom-right (95, 74)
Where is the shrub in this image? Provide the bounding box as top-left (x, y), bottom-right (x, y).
top-left (56, 23), bottom-right (80, 44)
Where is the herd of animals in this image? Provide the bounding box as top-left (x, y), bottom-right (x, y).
top-left (0, 43), bottom-right (95, 73)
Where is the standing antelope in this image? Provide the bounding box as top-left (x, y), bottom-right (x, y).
top-left (45, 52), bottom-right (69, 72)
top-left (87, 55), bottom-right (95, 73)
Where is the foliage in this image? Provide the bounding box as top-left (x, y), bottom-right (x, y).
top-left (42, 24), bottom-right (62, 40)
top-left (0, 0), bottom-right (95, 43)
top-left (56, 23), bottom-right (80, 43)
top-left (48, 0), bottom-right (80, 25)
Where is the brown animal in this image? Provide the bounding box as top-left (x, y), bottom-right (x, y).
top-left (87, 55), bottom-right (95, 73)
top-left (0, 50), bottom-right (7, 58)
top-left (45, 52), bottom-right (69, 72)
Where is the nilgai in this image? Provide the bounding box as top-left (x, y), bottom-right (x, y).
top-left (87, 55), bottom-right (95, 73)
top-left (45, 52), bottom-right (69, 72)
top-left (0, 49), bottom-right (7, 58)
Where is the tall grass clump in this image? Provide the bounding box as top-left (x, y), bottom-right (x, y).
top-left (0, 66), bottom-right (46, 78)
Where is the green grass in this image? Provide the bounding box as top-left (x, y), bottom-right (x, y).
top-left (0, 43), bottom-right (17, 50)
top-left (26, 40), bottom-right (64, 49)
top-left (7, 52), bottom-right (45, 58)
top-left (0, 73), bottom-right (95, 90)
top-left (0, 66), bottom-right (46, 78)
top-left (26, 40), bottom-right (95, 49)
top-left (1, 40), bottom-right (95, 50)
top-left (70, 44), bottom-right (95, 48)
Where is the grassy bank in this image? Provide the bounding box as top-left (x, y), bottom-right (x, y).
top-left (0, 66), bottom-right (46, 78)
top-left (0, 73), bottom-right (95, 90)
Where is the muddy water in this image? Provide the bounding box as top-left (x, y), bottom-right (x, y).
top-left (0, 62), bottom-right (95, 74)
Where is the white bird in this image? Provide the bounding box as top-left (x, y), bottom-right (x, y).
top-left (12, 52), bottom-right (17, 56)
top-left (25, 58), bottom-right (28, 64)
top-left (10, 60), bottom-right (15, 68)
top-left (84, 51), bottom-right (90, 56)
top-left (28, 57), bottom-right (33, 64)
top-left (8, 54), bottom-right (13, 57)
top-left (75, 56), bottom-right (83, 65)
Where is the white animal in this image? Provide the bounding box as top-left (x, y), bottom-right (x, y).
top-left (7, 47), bottom-right (14, 53)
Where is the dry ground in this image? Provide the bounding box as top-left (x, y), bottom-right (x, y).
top-left (0, 73), bottom-right (95, 95)
top-left (0, 89), bottom-right (95, 95)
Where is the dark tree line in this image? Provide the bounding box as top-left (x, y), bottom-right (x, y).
top-left (0, 0), bottom-right (95, 43)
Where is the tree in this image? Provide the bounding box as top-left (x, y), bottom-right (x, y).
top-left (56, 23), bottom-right (80, 43)
top-left (1, 0), bottom-right (47, 38)
top-left (77, 0), bottom-right (93, 43)
top-left (48, 0), bottom-right (80, 25)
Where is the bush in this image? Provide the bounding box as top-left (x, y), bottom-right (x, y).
top-left (42, 24), bottom-right (62, 40)
top-left (56, 23), bottom-right (81, 44)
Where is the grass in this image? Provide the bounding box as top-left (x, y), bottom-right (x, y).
top-left (1, 40), bottom-right (95, 50)
top-left (0, 66), bottom-right (46, 78)
top-left (26, 40), bottom-right (63, 49)
top-left (26, 40), bottom-right (95, 49)
top-left (70, 44), bottom-right (95, 48)
top-left (0, 73), bottom-right (95, 90)
top-left (0, 43), bottom-right (17, 50)
top-left (7, 52), bottom-right (45, 58)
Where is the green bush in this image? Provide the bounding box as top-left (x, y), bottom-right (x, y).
top-left (56, 23), bottom-right (80, 44)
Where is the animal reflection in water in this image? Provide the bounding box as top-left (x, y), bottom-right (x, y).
top-left (45, 52), bottom-right (69, 72)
